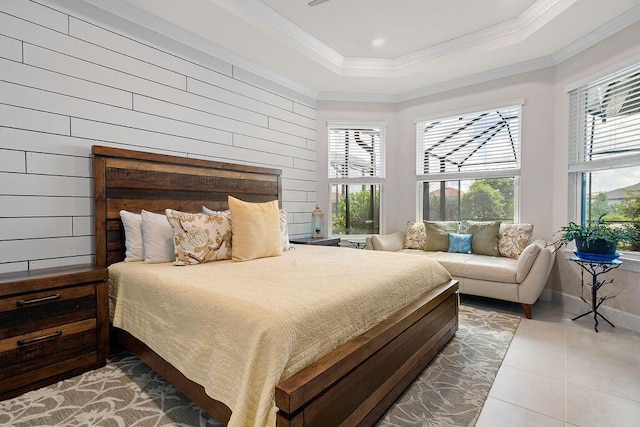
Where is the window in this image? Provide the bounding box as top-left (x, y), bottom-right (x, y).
top-left (416, 104), bottom-right (522, 223)
top-left (328, 123), bottom-right (385, 235)
top-left (568, 63), bottom-right (640, 252)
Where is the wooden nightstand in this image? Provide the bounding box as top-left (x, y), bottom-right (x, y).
top-left (290, 236), bottom-right (341, 246)
top-left (0, 265), bottom-right (109, 401)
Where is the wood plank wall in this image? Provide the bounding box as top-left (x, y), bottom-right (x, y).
top-left (0, 0), bottom-right (317, 273)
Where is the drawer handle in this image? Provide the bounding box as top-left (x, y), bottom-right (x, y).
top-left (17, 330), bottom-right (63, 346)
top-left (16, 294), bottom-right (61, 307)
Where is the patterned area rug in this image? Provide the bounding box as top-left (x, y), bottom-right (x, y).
top-left (0, 304), bottom-right (519, 427)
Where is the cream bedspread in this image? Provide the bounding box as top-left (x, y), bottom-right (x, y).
top-left (109, 245), bottom-right (451, 427)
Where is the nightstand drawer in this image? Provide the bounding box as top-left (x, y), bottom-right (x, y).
top-left (0, 284), bottom-right (96, 340)
top-left (0, 265), bottom-right (109, 400)
top-left (0, 319), bottom-right (97, 381)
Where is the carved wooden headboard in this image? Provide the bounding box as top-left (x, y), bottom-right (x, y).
top-left (92, 146), bottom-right (282, 268)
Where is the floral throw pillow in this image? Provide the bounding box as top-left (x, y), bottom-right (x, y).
top-left (165, 209), bottom-right (232, 265)
top-left (498, 223), bottom-right (534, 259)
top-left (404, 222), bottom-right (426, 249)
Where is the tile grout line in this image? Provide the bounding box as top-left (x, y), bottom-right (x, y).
top-left (564, 317), bottom-right (570, 425)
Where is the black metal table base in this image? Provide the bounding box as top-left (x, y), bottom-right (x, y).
top-left (572, 307), bottom-right (615, 333)
top-left (570, 257), bottom-right (621, 333)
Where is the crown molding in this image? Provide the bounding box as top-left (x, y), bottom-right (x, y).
top-left (54, 0), bottom-right (319, 100)
top-left (210, 0), bottom-right (343, 69)
top-left (319, 4), bottom-right (640, 103)
top-left (318, 56), bottom-right (556, 104)
top-left (553, 3), bottom-right (640, 64)
top-left (218, 0), bottom-right (571, 77)
top-left (44, 0), bottom-right (640, 105)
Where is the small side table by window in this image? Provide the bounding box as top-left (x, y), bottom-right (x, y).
top-left (570, 257), bottom-right (622, 332)
top-left (290, 236), bottom-right (341, 247)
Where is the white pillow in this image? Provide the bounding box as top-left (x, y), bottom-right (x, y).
top-left (279, 208), bottom-right (290, 251)
top-left (119, 210), bottom-right (143, 262)
top-left (202, 205), bottom-right (291, 252)
top-left (141, 210), bottom-right (175, 263)
top-left (202, 206), bottom-right (230, 216)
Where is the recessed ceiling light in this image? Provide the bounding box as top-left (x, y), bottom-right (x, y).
top-left (372, 38), bottom-right (385, 47)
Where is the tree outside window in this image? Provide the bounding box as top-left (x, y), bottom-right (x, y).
top-left (424, 177), bottom-right (515, 223)
top-left (331, 184), bottom-right (380, 235)
top-left (582, 166), bottom-right (640, 251)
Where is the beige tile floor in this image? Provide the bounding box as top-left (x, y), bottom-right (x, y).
top-left (465, 296), bottom-right (640, 427)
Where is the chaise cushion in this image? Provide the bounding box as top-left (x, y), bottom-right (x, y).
top-left (430, 252), bottom-right (518, 283)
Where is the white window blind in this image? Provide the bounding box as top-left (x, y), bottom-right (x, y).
top-left (569, 62), bottom-right (640, 172)
top-left (416, 105), bottom-right (521, 180)
top-left (329, 126), bottom-right (385, 180)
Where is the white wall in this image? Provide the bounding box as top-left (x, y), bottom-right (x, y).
top-left (0, 0), bottom-right (317, 273)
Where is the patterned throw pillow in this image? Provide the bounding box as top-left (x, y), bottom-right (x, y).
top-left (165, 209), bottom-right (232, 265)
top-left (498, 223), bottom-right (534, 259)
top-left (404, 222), bottom-right (426, 249)
top-left (448, 233), bottom-right (472, 254)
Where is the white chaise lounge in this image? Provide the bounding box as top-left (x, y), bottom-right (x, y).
top-left (365, 230), bottom-right (554, 319)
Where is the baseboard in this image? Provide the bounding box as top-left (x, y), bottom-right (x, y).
top-left (550, 290), bottom-right (640, 333)
top-left (539, 288), bottom-right (553, 301)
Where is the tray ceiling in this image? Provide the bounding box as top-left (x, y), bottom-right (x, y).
top-left (75, 0), bottom-right (640, 101)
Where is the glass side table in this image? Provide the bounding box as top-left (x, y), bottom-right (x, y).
top-left (570, 257), bottom-right (622, 332)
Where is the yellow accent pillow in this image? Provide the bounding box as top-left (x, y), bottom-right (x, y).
top-left (228, 196), bottom-right (282, 262)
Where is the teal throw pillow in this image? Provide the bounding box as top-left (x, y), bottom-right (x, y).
top-left (448, 233), bottom-right (472, 254)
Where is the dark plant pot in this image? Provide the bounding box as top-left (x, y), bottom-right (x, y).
top-left (575, 238), bottom-right (617, 254)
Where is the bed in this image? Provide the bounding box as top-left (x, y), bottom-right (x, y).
top-left (93, 145), bottom-right (459, 427)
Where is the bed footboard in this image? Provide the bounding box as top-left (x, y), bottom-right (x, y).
top-left (275, 279), bottom-right (459, 427)
top-left (113, 280), bottom-right (458, 427)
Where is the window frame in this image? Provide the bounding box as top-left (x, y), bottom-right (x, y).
top-left (327, 121), bottom-right (386, 237)
top-left (414, 101), bottom-right (523, 223)
top-left (567, 61), bottom-right (640, 263)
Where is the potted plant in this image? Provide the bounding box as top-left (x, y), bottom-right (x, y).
top-left (553, 214), bottom-right (638, 260)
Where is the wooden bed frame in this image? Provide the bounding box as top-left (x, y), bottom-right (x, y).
top-left (93, 145), bottom-right (459, 426)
